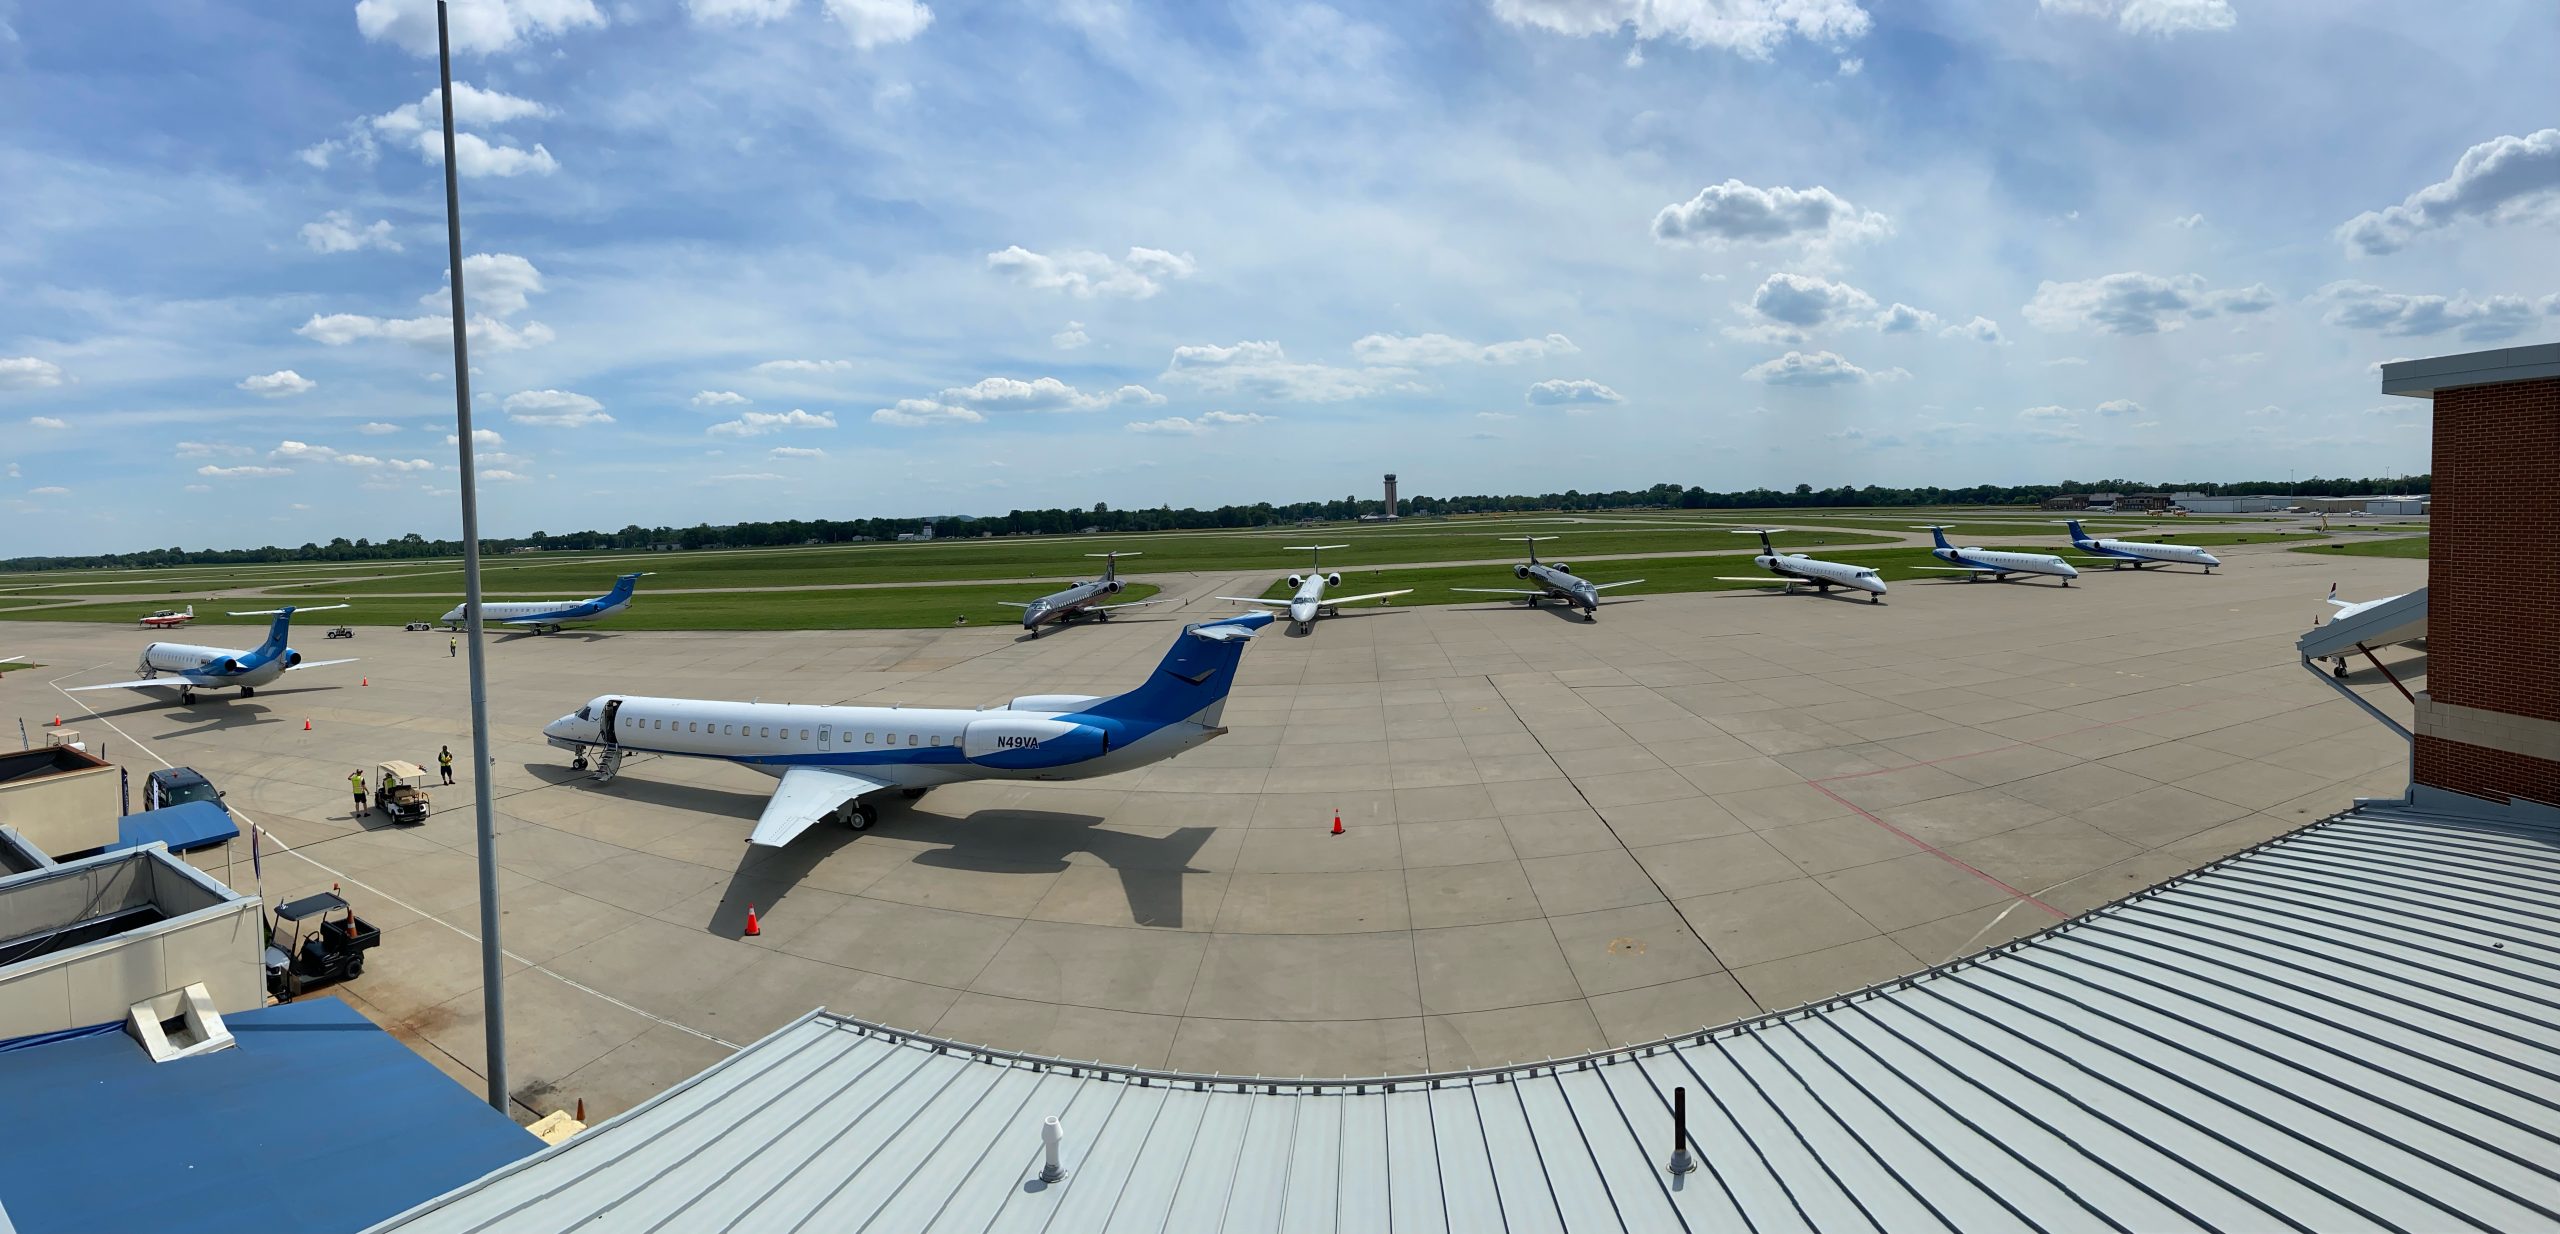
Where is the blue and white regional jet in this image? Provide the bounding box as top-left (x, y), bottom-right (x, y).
top-left (67, 605), bottom-right (358, 705)
top-left (442, 572), bottom-right (648, 634)
top-left (2063, 520), bottom-right (2221, 573)
top-left (542, 611), bottom-right (1276, 846)
top-left (1910, 526), bottom-right (2079, 586)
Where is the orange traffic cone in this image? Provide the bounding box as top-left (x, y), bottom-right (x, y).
top-left (304, 719), bottom-right (313, 731)
top-left (743, 904), bottom-right (761, 937)
top-left (574, 1098), bottom-right (585, 1122)
top-left (361, 677), bottom-right (368, 687)
top-left (1331, 811), bottom-right (1344, 836)
top-left (49, 715), bottom-right (60, 727)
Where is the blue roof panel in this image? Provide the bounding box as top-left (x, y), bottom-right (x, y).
top-left (0, 998), bottom-right (535, 1234)
top-left (108, 800), bottom-right (239, 854)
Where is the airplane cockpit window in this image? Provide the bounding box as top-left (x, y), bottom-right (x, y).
top-left (577, 705), bottom-right (593, 721)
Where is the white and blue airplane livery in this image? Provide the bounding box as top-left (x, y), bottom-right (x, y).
top-left (1713, 528), bottom-right (1888, 603)
top-left (68, 605), bottom-right (358, 705)
top-left (442, 572), bottom-right (648, 634)
top-left (543, 611), bottom-right (1277, 846)
top-left (1910, 526), bottom-right (2079, 586)
top-left (1217, 545), bottom-right (1412, 633)
top-left (2064, 520), bottom-right (2221, 573)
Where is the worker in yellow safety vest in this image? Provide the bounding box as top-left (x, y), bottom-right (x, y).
top-left (349, 768), bottom-right (367, 816)
top-left (438, 745), bottom-right (455, 785)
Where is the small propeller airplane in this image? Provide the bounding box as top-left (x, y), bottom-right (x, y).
top-left (1909, 526), bottom-right (2080, 585)
top-left (1711, 529), bottom-right (1888, 603)
top-left (138, 606), bottom-right (196, 629)
top-left (2062, 520), bottom-right (2221, 573)
top-left (67, 605), bottom-right (357, 705)
top-left (442, 572), bottom-right (648, 634)
top-left (1451, 536), bottom-right (1640, 621)
top-left (1217, 545), bottom-right (1412, 633)
top-left (1002, 552), bottom-right (1171, 637)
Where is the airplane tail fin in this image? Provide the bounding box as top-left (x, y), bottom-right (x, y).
top-left (1911, 525), bottom-right (1954, 550)
top-left (241, 609), bottom-right (297, 666)
top-left (2066, 519), bottom-right (2089, 542)
top-left (604, 572), bottom-right (645, 603)
top-left (1083, 612), bottom-right (1275, 729)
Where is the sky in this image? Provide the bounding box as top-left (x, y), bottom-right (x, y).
top-left (1, 0), bottom-right (2555, 555)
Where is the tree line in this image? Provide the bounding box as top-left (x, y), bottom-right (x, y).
top-left (4, 473), bottom-right (2429, 572)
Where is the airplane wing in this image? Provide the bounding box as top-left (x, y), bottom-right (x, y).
top-left (1450, 587), bottom-right (1544, 595)
top-left (1215, 596), bottom-right (1289, 607)
top-left (1910, 566), bottom-right (2003, 573)
top-left (65, 677), bottom-right (187, 693)
top-left (1712, 577), bottom-right (1794, 585)
top-left (749, 766), bottom-right (894, 848)
top-left (1089, 597), bottom-right (1174, 611)
top-left (995, 601), bottom-right (1033, 608)
top-left (286, 658), bottom-right (358, 671)
top-left (2065, 556), bottom-right (2128, 563)
top-left (1591, 580), bottom-right (1644, 590)
top-left (1325, 589), bottom-right (1413, 605)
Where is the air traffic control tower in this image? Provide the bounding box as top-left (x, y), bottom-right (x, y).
top-left (2381, 342), bottom-right (2560, 808)
top-left (1382, 472), bottom-right (1398, 517)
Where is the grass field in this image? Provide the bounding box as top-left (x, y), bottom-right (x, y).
top-left (2292, 536), bottom-right (2428, 560)
top-left (0, 582), bottom-right (1159, 631)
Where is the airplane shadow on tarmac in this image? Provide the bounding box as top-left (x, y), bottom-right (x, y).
top-left (1721, 587), bottom-right (1886, 606)
top-left (701, 808), bottom-right (1217, 938)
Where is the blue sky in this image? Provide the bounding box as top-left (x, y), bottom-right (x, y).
top-left (1, 0), bottom-right (2554, 554)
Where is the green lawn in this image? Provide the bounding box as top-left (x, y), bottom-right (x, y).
top-left (0, 583), bottom-right (1159, 631)
top-left (2292, 536), bottom-right (2428, 560)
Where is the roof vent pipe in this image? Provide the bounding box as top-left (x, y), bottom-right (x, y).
top-left (1040, 1115), bottom-right (1067, 1184)
top-left (1667, 1087), bottom-right (1696, 1175)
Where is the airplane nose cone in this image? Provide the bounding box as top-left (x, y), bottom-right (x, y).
top-left (2057, 561), bottom-right (2081, 577)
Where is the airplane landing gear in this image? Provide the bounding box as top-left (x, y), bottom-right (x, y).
top-left (837, 800), bottom-right (877, 831)
top-left (179, 687), bottom-right (196, 705)
top-left (2332, 657), bottom-right (2350, 679)
top-left (240, 686), bottom-right (256, 698)
top-left (1868, 593), bottom-right (1880, 604)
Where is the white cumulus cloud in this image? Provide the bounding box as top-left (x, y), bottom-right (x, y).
top-left (1749, 273), bottom-right (1876, 328)
top-left (769, 445), bottom-right (827, 459)
top-left (1164, 340), bottom-right (1418, 402)
top-left (2337, 129), bottom-right (2560, 257)
top-left (239, 370), bottom-right (316, 397)
top-left (358, 422), bottom-right (402, 435)
top-left (353, 0), bottom-right (604, 57)
top-left (1491, 0), bottom-right (1871, 59)
top-left (986, 245), bottom-right (1197, 299)
top-left (753, 359), bottom-right (856, 375)
top-left (2314, 281), bottom-right (2555, 342)
top-left (421, 131), bottom-right (558, 177)
top-left (691, 390), bottom-right (751, 407)
top-left (1874, 303), bottom-right (1939, 334)
top-left (503, 389), bottom-right (615, 428)
top-left (27, 416), bottom-right (66, 429)
top-left (1653, 180), bottom-right (1891, 251)
top-left (0, 358), bottom-right (65, 389)
top-left (931, 376), bottom-right (1162, 412)
top-left (1351, 332), bottom-right (1578, 365)
top-left (2023, 271), bottom-right (2267, 335)
top-left (1939, 316), bottom-right (2006, 343)
top-left (1525, 378), bottom-right (1623, 406)
top-left (1052, 321), bottom-right (1090, 350)
top-left (1740, 350), bottom-right (1904, 386)
top-left (2039, 0), bottom-right (2234, 36)
top-left (300, 211), bottom-right (401, 253)
top-left (197, 464), bottom-right (292, 478)
top-left (2096, 399), bottom-right (2145, 417)
top-left (871, 398), bottom-right (985, 427)
top-left (300, 253), bottom-right (552, 352)
top-left (709, 408), bottom-right (837, 436)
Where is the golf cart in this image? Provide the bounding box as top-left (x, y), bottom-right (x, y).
top-left (373, 760), bottom-right (432, 824)
top-left (325, 625), bottom-right (355, 639)
top-left (264, 892), bottom-right (380, 1001)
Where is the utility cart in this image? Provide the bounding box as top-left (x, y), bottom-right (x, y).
top-left (264, 892), bottom-right (380, 1001)
top-left (372, 760), bottom-right (432, 824)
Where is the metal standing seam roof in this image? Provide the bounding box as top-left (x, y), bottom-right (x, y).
top-left (368, 801), bottom-right (2560, 1234)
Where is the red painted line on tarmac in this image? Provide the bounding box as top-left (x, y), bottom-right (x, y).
top-left (1802, 778), bottom-right (2068, 919)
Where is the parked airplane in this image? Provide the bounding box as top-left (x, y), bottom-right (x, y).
top-left (67, 605), bottom-right (357, 705)
top-left (441, 572), bottom-right (647, 634)
top-left (541, 611), bottom-right (1277, 845)
top-left (2316, 583), bottom-right (2426, 677)
top-left (1910, 526), bottom-right (2079, 585)
top-left (138, 606), bottom-right (196, 629)
top-left (1002, 552), bottom-right (1170, 637)
top-left (1451, 536), bottom-right (1640, 621)
top-left (1712, 529), bottom-right (1887, 603)
top-left (2063, 520), bottom-right (2221, 573)
top-left (1217, 545), bottom-right (1412, 633)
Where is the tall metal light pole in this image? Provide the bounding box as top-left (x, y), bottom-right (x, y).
top-left (436, 0), bottom-right (509, 1114)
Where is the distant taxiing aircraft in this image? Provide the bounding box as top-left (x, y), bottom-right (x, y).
top-left (442, 572), bottom-right (648, 634)
top-left (67, 605), bottom-right (356, 705)
top-left (1001, 552), bottom-right (1170, 637)
top-left (1217, 545), bottom-right (1412, 633)
top-left (138, 606), bottom-right (196, 629)
top-left (1712, 528), bottom-right (1888, 603)
top-left (2063, 520), bottom-right (2221, 573)
top-left (1909, 526), bottom-right (2080, 585)
top-left (542, 611), bottom-right (1276, 845)
top-left (1451, 536), bottom-right (1641, 621)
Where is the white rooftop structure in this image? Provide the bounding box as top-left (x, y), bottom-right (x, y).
top-left (370, 800), bottom-right (2560, 1234)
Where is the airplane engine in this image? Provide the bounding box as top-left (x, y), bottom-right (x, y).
top-left (1552, 563), bottom-right (1569, 574)
top-left (1287, 575), bottom-right (1304, 589)
top-left (1326, 573), bottom-right (1342, 587)
top-left (284, 650), bottom-right (303, 668)
top-left (963, 715), bottom-right (1111, 769)
top-left (1514, 564), bottom-right (1530, 579)
top-left (1107, 579), bottom-right (1125, 594)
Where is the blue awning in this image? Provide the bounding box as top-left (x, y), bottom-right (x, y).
top-left (109, 800), bottom-right (239, 854)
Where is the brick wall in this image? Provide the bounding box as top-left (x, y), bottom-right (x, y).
top-left (2415, 375), bottom-right (2560, 806)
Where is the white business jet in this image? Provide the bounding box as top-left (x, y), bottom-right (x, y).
top-left (1451, 537), bottom-right (1641, 621)
top-left (2063, 520), bottom-right (2221, 573)
top-left (67, 605), bottom-right (357, 705)
top-left (1712, 528), bottom-right (1888, 603)
top-left (542, 611), bottom-right (1276, 845)
top-left (442, 572), bottom-right (648, 634)
top-left (1217, 545), bottom-right (1411, 633)
top-left (1910, 526), bottom-right (2079, 586)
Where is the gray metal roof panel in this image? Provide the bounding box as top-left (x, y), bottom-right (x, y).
top-left (370, 805), bottom-right (2560, 1234)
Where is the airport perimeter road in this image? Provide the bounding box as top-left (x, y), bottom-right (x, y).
top-left (2, 540), bottom-right (2422, 1121)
